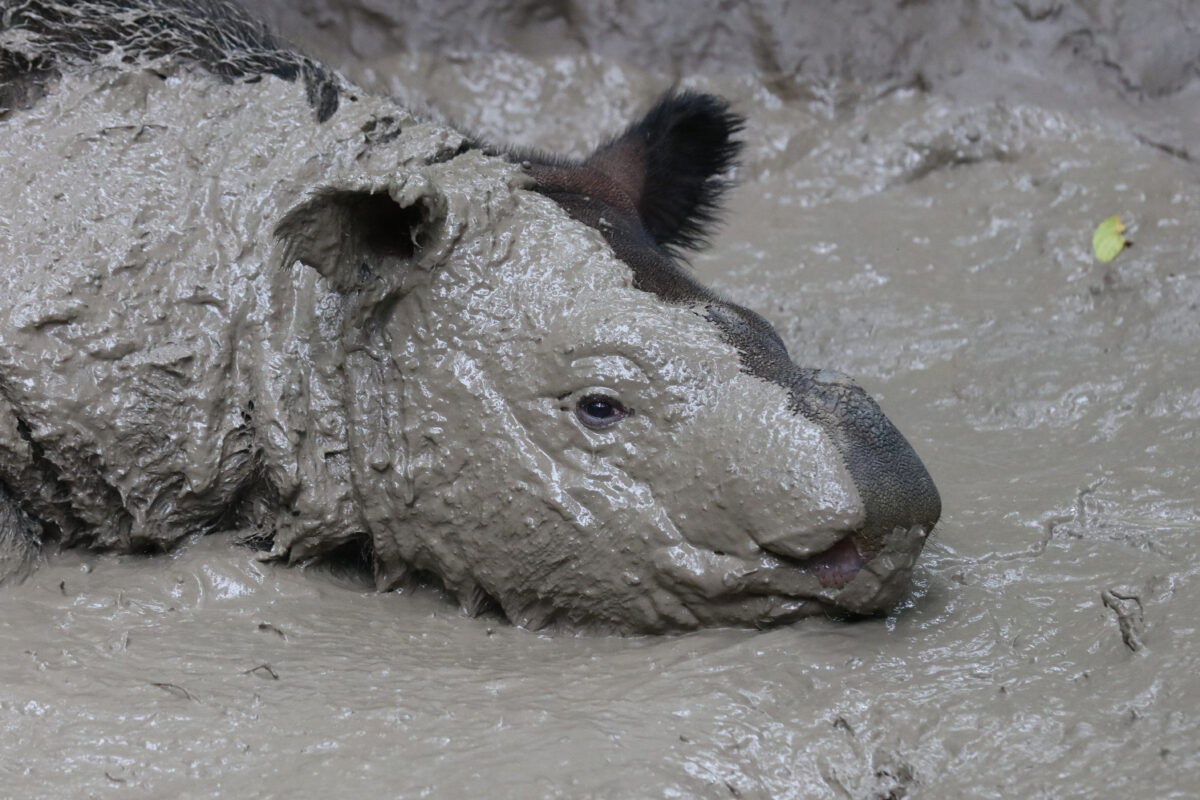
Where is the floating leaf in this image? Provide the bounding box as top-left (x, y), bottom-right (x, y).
top-left (1092, 215), bottom-right (1128, 263)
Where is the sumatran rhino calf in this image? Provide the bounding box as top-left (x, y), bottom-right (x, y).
top-left (0, 0), bottom-right (940, 633)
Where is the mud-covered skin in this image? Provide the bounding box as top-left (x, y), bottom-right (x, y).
top-left (0, 0), bottom-right (340, 121)
top-left (0, 0), bottom-right (938, 632)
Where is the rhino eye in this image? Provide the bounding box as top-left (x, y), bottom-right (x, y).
top-left (575, 394), bottom-right (630, 429)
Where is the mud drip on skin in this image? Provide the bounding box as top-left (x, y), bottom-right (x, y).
top-left (2, 1), bottom-right (1199, 798)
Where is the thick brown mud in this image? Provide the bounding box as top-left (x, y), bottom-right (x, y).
top-left (3, 1), bottom-right (1198, 797)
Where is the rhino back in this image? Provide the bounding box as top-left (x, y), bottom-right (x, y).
top-left (0, 0), bottom-right (340, 121)
top-left (0, 8), bottom-right (452, 557)
top-left (1, 68), bottom-right (283, 549)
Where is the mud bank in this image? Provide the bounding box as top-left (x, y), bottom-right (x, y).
top-left (3, 0), bottom-right (1199, 797)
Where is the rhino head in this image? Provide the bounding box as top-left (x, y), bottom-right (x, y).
top-left (0, 1), bottom-right (935, 634)
top-left (275, 92), bottom-right (940, 633)
top-left (0, 0), bottom-right (935, 634)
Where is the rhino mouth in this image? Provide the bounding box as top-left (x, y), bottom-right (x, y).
top-left (785, 535), bottom-right (871, 590)
top-left (724, 524), bottom-right (932, 614)
top-left (652, 525), bottom-right (931, 629)
top-left (765, 525), bottom-right (931, 611)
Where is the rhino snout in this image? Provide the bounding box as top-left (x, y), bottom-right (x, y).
top-left (797, 368), bottom-right (942, 546)
top-left (763, 367), bottom-right (941, 612)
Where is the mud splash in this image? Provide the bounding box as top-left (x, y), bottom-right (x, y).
top-left (2, 0), bottom-right (1198, 797)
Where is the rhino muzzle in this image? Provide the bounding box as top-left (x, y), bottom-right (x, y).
top-left (795, 367), bottom-right (939, 542)
top-left (761, 367), bottom-right (941, 615)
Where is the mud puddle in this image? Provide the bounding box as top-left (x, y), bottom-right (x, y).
top-left (3, 1), bottom-right (1198, 797)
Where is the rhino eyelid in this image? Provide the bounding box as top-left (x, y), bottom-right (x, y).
top-left (575, 394), bottom-right (631, 429)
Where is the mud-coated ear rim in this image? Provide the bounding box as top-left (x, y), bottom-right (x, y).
top-left (273, 185), bottom-right (443, 295)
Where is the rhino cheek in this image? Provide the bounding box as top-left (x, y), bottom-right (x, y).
top-left (501, 456), bottom-right (699, 630)
top-left (370, 369), bottom-right (681, 631)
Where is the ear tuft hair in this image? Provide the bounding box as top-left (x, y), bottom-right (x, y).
top-left (586, 90), bottom-right (744, 253)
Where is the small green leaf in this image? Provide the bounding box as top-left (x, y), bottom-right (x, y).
top-left (1092, 215), bottom-right (1128, 263)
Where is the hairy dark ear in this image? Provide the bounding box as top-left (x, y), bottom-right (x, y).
top-left (0, 482), bottom-right (40, 587)
top-left (525, 91), bottom-right (744, 254)
top-left (590, 91), bottom-right (743, 251)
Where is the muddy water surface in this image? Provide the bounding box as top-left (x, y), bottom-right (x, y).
top-left (4, 1), bottom-right (1199, 797)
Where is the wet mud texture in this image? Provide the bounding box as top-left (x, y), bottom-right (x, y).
top-left (3, 0), bottom-right (1199, 797)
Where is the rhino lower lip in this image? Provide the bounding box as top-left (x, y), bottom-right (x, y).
top-left (790, 536), bottom-right (869, 590)
top-left (744, 528), bottom-right (925, 596)
top-left (747, 535), bottom-right (870, 592)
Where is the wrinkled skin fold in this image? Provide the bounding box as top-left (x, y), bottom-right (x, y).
top-left (0, 0), bottom-right (939, 633)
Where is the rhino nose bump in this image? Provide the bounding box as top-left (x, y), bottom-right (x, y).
top-left (790, 368), bottom-right (940, 554)
top-left (840, 398), bottom-right (941, 552)
top-left (812, 368), bottom-right (856, 389)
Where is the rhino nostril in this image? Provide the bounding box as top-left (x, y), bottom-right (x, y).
top-left (812, 369), bottom-right (856, 388)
